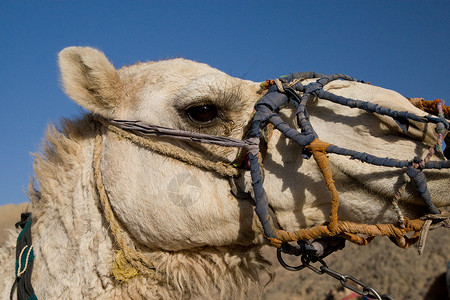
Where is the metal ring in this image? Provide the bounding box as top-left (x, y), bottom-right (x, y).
top-left (276, 248), bottom-right (305, 271)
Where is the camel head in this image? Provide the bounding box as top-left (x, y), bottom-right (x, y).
top-left (58, 47), bottom-right (450, 252)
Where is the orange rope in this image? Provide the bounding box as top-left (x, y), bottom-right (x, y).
top-left (408, 98), bottom-right (450, 118)
top-left (266, 137), bottom-right (429, 249)
top-left (267, 219), bottom-right (424, 249)
top-left (305, 139), bottom-right (339, 231)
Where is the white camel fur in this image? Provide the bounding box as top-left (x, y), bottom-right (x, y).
top-left (1, 47), bottom-right (449, 299)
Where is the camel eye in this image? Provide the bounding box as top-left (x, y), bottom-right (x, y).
top-left (186, 105), bottom-right (218, 124)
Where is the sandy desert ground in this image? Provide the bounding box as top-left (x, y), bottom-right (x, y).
top-left (1, 203), bottom-right (449, 300)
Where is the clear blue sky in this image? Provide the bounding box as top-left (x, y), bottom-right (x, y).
top-left (1, 1), bottom-right (449, 205)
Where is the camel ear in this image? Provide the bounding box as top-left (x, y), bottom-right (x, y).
top-left (58, 47), bottom-right (123, 117)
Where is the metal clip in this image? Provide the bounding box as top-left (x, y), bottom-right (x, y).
top-left (276, 239), bottom-right (395, 300)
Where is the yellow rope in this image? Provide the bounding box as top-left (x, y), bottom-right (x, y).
top-left (93, 132), bottom-right (163, 283)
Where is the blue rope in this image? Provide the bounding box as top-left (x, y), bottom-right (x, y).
top-left (327, 145), bottom-right (410, 168)
top-left (249, 153), bottom-right (277, 238)
top-left (406, 166), bottom-right (440, 214)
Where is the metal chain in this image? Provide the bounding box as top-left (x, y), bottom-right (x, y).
top-left (277, 240), bottom-right (395, 300)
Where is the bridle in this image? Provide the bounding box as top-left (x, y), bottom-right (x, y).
top-left (95, 72), bottom-right (450, 299)
top-left (248, 73), bottom-right (449, 247)
top-left (103, 72), bottom-right (449, 248)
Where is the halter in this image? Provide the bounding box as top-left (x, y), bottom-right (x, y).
top-left (94, 72), bottom-right (450, 284)
top-left (247, 73), bottom-right (449, 249)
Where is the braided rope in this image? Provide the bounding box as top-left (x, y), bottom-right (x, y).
top-left (391, 173), bottom-right (410, 228)
top-left (17, 245), bottom-right (33, 278)
top-left (93, 132), bottom-right (164, 283)
top-left (10, 213), bottom-right (36, 300)
top-left (268, 219), bottom-right (425, 248)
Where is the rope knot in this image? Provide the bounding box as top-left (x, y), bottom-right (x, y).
top-left (305, 138), bottom-right (332, 153)
top-left (410, 156), bottom-right (423, 169)
top-left (260, 79), bottom-right (276, 90)
top-left (435, 121), bottom-right (446, 135)
top-left (402, 172), bottom-right (411, 183)
top-left (244, 137), bottom-right (261, 156)
top-left (274, 78), bottom-right (285, 93)
top-left (305, 82), bottom-right (324, 94)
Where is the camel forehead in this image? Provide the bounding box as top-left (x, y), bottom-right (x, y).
top-left (117, 58), bottom-right (235, 113)
top-left (114, 56), bottom-right (257, 130)
top-left (119, 58), bottom-right (226, 81)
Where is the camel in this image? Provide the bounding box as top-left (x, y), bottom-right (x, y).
top-left (1, 46), bottom-right (449, 299)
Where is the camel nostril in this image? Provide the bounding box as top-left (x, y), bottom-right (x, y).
top-left (186, 105), bottom-right (218, 124)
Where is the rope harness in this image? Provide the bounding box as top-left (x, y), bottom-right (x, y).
top-left (104, 72), bottom-right (450, 250)
top-left (92, 72), bottom-right (450, 297)
top-left (250, 73), bottom-right (449, 249)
